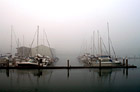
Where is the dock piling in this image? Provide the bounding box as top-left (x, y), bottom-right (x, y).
top-left (126, 58), bottom-right (128, 67)
top-left (67, 60), bottom-right (69, 68)
top-left (123, 58), bottom-right (125, 66)
top-left (7, 60), bottom-right (9, 68)
top-left (99, 60), bottom-right (101, 68)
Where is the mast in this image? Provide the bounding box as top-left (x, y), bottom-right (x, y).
top-left (29, 31), bottom-right (37, 57)
top-left (44, 30), bottom-right (54, 59)
top-left (100, 37), bottom-right (102, 55)
top-left (23, 35), bottom-right (24, 57)
top-left (91, 35), bottom-right (93, 55)
top-left (93, 31), bottom-right (95, 55)
top-left (107, 22), bottom-right (110, 56)
top-left (97, 30), bottom-right (100, 55)
top-left (17, 38), bottom-right (19, 49)
top-left (11, 25), bottom-right (13, 56)
top-left (17, 38), bottom-right (19, 57)
top-left (37, 26), bottom-right (39, 55)
top-left (23, 35), bottom-right (24, 46)
top-left (43, 29), bottom-right (45, 45)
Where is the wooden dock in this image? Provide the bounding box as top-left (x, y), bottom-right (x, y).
top-left (0, 59), bottom-right (137, 69)
top-left (0, 65), bottom-right (137, 69)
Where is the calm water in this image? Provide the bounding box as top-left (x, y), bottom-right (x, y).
top-left (0, 55), bottom-right (140, 92)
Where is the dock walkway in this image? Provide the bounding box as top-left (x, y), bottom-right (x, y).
top-left (0, 65), bottom-right (137, 69)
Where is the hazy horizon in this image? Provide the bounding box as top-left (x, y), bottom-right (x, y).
top-left (0, 0), bottom-right (140, 57)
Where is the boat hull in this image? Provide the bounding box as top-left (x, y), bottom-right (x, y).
top-left (17, 63), bottom-right (39, 67)
top-left (91, 62), bottom-right (121, 67)
top-left (16, 62), bottom-right (39, 68)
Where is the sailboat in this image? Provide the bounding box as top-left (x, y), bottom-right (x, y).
top-left (79, 23), bottom-right (121, 66)
top-left (16, 26), bottom-right (53, 67)
top-left (16, 54), bottom-right (50, 67)
top-left (91, 55), bottom-right (121, 66)
top-left (91, 23), bottom-right (121, 66)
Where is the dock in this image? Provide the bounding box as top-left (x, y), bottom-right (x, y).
top-left (0, 65), bottom-right (137, 69)
top-left (0, 58), bottom-right (137, 69)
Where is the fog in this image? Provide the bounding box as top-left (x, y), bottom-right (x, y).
top-left (0, 0), bottom-right (140, 57)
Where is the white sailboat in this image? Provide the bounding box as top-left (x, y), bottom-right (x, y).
top-left (92, 23), bottom-right (121, 66)
top-left (79, 23), bottom-right (121, 66)
top-left (16, 26), bottom-right (54, 67)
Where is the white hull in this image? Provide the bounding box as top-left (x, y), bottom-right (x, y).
top-left (16, 62), bottom-right (38, 67)
top-left (91, 62), bottom-right (121, 67)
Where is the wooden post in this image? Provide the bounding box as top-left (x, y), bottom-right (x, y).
top-left (67, 60), bottom-right (69, 68)
top-left (7, 60), bottom-right (9, 68)
top-left (99, 59), bottom-right (101, 68)
top-left (123, 58), bottom-right (125, 66)
top-left (126, 58), bottom-right (128, 67)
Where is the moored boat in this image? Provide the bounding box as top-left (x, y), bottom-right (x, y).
top-left (91, 55), bottom-right (121, 66)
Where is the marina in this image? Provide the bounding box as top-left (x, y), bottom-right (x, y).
top-left (0, 24), bottom-right (137, 69)
top-left (0, 58), bottom-right (139, 92)
top-left (0, 59), bottom-right (137, 69)
top-left (0, 0), bottom-right (140, 92)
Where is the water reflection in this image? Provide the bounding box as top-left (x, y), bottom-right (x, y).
top-left (0, 68), bottom-right (139, 92)
top-left (67, 69), bottom-right (70, 78)
top-left (3, 69), bottom-right (52, 78)
top-left (6, 69), bottom-right (9, 77)
top-left (95, 68), bottom-right (128, 78)
top-left (0, 58), bottom-right (139, 92)
top-left (1, 68), bottom-right (130, 79)
top-left (92, 68), bottom-right (129, 84)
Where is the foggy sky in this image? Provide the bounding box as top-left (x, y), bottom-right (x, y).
top-left (0, 0), bottom-right (140, 57)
